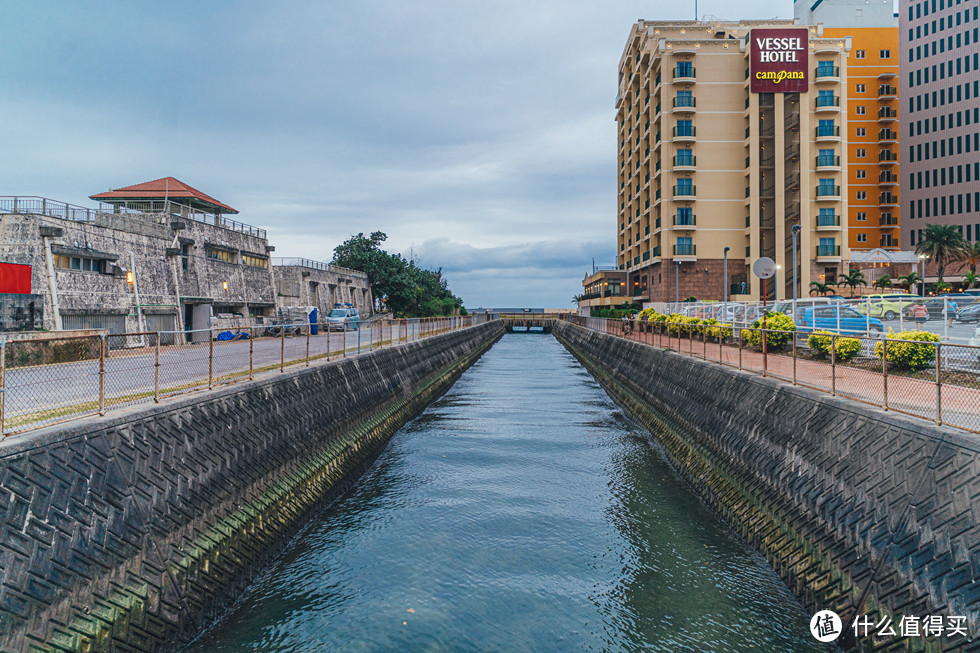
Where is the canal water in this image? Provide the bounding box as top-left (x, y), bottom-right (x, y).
top-left (187, 335), bottom-right (826, 652)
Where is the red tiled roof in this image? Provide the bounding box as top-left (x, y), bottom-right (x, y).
top-left (90, 177), bottom-right (238, 214)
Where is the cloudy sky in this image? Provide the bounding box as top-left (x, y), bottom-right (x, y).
top-left (3, 0), bottom-right (786, 308)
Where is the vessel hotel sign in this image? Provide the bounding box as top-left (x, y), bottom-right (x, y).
top-left (750, 28), bottom-right (809, 93)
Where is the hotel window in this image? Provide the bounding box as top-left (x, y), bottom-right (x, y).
top-left (206, 247), bottom-right (236, 263)
top-left (856, 148), bottom-right (867, 158)
top-left (857, 233), bottom-right (868, 242)
top-left (855, 50), bottom-right (866, 59)
top-left (856, 169), bottom-right (867, 179)
top-left (855, 83), bottom-right (866, 93)
top-left (856, 127), bottom-right (867, 136)
top-left (880, 50), bottom-right (892, 58)
top-left (856, 106), bottom-right (866, 115)
top-left (856, 212), bottom-right (868, 221)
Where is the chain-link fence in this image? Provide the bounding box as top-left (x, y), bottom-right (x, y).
top-left (565, 314), bottom-right (980, 434)
top-left (0, 314), bottom-right (493, 437)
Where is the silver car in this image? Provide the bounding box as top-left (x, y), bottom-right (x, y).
top-left (325, 307), bottom-right (359, 331)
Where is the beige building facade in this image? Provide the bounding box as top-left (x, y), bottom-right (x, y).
top-left (616, 20), bottom-right (852, 302)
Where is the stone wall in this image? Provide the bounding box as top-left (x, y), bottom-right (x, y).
top-left (0, 320), bottom-right (505, 652)
top-left (272, 263), bottom-right (373, 318)
top-left (0, 293), bottom-right (43, 332)
top-left (554, 320), bottom-right (979, 651)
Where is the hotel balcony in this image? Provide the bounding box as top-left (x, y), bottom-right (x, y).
top-left (878, 150), bottom-right (899, 166)
top-left (672, 126), bottom-right (696, 142)
top-left (877, 85), bottom-right (897, 100)
top-left (879, 214), bottom-right (899, 228)
top-left (816, 214), bottom-right (841, 230)
top-left (816, 185), bottom-right (841, 201)
top-left (673, 185), bottom-right (697, 199)
top-left (878, 129), bottom-right (898, 144)
top-left (672, 66), bottom-right (696, 82)
top-left (816, 154), bottom-right (840, 170)
top-left (672, 96), bottom-right (697, 113)
top-left (878, 172), bottom-right (899, 186)
top-left (877, 108), bottom-right (898, 123)
top-left (816, 244), bottom-right (841, 259)
top-left (672, 214), bottom-right (696, 229)
top-left (815, 125), bottom-right (840, 141)
top-left (673, 243), bottom-right (697, 259)
top-left (673, 155), bottom-right (696, 170)
top-left (815, 66), bottom-right (840, 82)
top-left (815, 95), bottom-right (840, 113)
top-left (879, 193), bottom-right (899, 207)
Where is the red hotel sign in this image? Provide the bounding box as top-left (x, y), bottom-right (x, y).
top-left (750, 28), bottom-right (809, 93)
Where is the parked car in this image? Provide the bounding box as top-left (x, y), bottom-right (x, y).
top-left (903, 295), bottom-right (977, 320)
top-left (324, 306), bottom-right (359, 331)
top-left (955, 302), bottom-right (980, 323)
top-left (797, 305), bottom-right (884, 334)
top-left (853, 294), bottom-right (916, 320)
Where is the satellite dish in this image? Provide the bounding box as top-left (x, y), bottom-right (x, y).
top-left (752, 257), bottom-right (777, 279)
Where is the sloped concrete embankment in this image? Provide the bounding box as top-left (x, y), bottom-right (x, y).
top-left (554, 320), bottom-right (979, 651)
top-left (0, 321), bottom-right (505, 652)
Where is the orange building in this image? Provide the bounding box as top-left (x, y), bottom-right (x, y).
top-left (823, 27), bottom-right (901, 255)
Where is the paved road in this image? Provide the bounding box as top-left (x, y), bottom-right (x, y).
top-left (3, 322), bottom-right (433, 433)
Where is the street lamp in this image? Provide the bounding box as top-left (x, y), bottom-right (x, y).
top-left (723, 246), bottom-right (731, 306)
top-left (775, 264), bottom-right (782, 301)
top-left (675, 260), bottom-right (681, 303)
top-left (791, 224), bottom-right (801, 303)
top-left (918, 253), bottom-right (928, 296)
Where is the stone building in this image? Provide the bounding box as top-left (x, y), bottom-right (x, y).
top-left (0, 178), bottom-right (372, 333)
top-left (272, 258), bottom-right (372, 318)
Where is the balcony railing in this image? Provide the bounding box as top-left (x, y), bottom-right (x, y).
top-left (673, 96), bottom-right (696, 109)
top-left (816, 214), bottom-right (840, 227)
top-left (878, 85), bottom-right (897, 97)
top-left (673, 214), bottom-right (696, 226)
top-left (878, 150), bottom-right (898, 163)
top-left (673, 185), bottom-right (696, 196)
top-left (816, 126), bottom-right (840, 138)
top-left (878, 130), bottom-right (898, 140)
top-left (879, 194), bottom-right (899, 204)
top-left (816, 155), bottom-right (840, 167)
top-left (674, 244), bottom-right (696, 256)
top-left (673, 66), bottom-right (696, 79)
top-left (879, 216), bottom-right (899, 226)
top-left (652, 246), bottom-right (661, 257)
top-left (879, 172), bottom-right (898, 183)
top-left (673, 126), bottom-right (696, 138)
top-left (816, 185), bottom-right (841, 197)
top-left (815, 66), bottom-right (840, 78)
top-left (816, 95), bottom-right (840, 108)
top-left (673, 155), bottom-right (696, 167)
top-left (816, 244), bottom-right (840, 257)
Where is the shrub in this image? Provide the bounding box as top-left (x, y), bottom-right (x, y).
top-left (874, 329), bottom-right (941, 371)
top-left (808, 331), bottom-right (861, 362)
top-left (743, 312), bottom-right (796, 349)
top-left (639, 307), bottom-right (659, 321)
top-left (702, 318), bottom-right (733, 341)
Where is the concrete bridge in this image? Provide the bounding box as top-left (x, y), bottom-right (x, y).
top-left (499, 316), bottom-right (558, 333)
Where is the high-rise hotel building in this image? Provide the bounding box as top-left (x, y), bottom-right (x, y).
top-left (616, 20), bottom-right (851, 302)
top-left (901, 0), bottom-right (980, 251)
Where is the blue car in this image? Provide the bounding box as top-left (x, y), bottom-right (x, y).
top-left (798, 305), bottom-right (883, 334)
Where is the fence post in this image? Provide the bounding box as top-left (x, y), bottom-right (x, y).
top-left (280, 322), bottom-right (285, 373)
top-left (249, 326), bottom-right (254, 380)
top-left (357, 323), bottom-right (361, 354)
top-left (738, 330), bottom-right (743, 370)
top-left (209, 328), bottom-right (215, 389)
top-left (154, 333), bottom-right (161, 403)
top-left (792, 337), bottom-right (797, 385)
top-left (306, 323), bottom-right (311, 366)
top-left (343, 325), bottom-right (347, 357)
top-left (830, 333), bottom-right (836, 396)
top-left (881, 338), bottom-right (888, 411)
top-left (936, 342), bottom-right (942, 425)
top-left (702, 326), bottom-right (707, 359)
top-left (719, 331), bottom-right (723, 365)
top-left (326, 323), bottom-right (331, 360)
top-left (99, 334), bottom-right (106, 415)
top-left (0, 341), bottom-right (6, 437)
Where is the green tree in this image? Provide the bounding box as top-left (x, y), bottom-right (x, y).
top-left (955, 241), bottom-right (980, 275)
top-left (871, 275), bottom-right (892, 291)
top-left (808, 281), bottom-right (832, 296)
top-left (836, 268), bottom-right (866, 297)
top-left (897, 271), bottom-right (921, 292)
top-left (963, 271), bottom-right (980, 289)
top-left (915, 223), bottom-right (967, 284)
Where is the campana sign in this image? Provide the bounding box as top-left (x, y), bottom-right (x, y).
top-left (750, 28), bottom-right (809, 93)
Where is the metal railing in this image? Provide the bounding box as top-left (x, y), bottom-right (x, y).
top-left (0, 314), bottom-right (494, 438)
top-left (270, 257), bottom-right (368, 278)
top-left (564, 314), bottom-right (980, 434)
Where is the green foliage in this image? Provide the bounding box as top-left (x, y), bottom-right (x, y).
top-left (809, 281), bottom-right (832, 296)
top-left (963, 271), bottom-right (980, 289)
top-left (638, 307), bottom-right (659, 321)
top-left (836, 268), bottom-right (866, 297)
top-left (807, 330), bottom-right (861, 362)
top-left (915, 223), bottom-right (968, 283)
top-left (332, 232), bottom-right (463, 317)
top-left (744, 312), bottom-right (796, 349)
top-left (701, 318), bottom-right (733, 341)
top-left (897, 271), bottom-right (921, 291)
top-left (874, 329), bottom-right (941, 370)
top-left (957, 241), bottom-right (980, 275)
top-left (871, 275), bottom-right (892, 291)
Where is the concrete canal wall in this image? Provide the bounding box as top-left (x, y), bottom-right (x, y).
top-left (0, 321), bottom-right (505, 652)
top-left (554, 321), bottom-right (980, 651)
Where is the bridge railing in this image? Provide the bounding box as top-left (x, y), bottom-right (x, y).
top-left (0, 314), bottom-right (495, 437)
top-left (562, 314), bottom-right (980, 434)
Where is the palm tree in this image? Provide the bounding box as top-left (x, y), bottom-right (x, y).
top-left (963, 271), bottom-right (980, 290)
top-left (915, 224), bottom-right (967, 283)
top-left (956, 241), bottom-right (980, 275)
top-left (898, 271), bottom-right (921, 291)
top-left (872, 275), bottom-right (892, 291)
top-left (836, 268), bottom-right (866, 297)
top-left (809, 281), bottom-right (832, 296)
